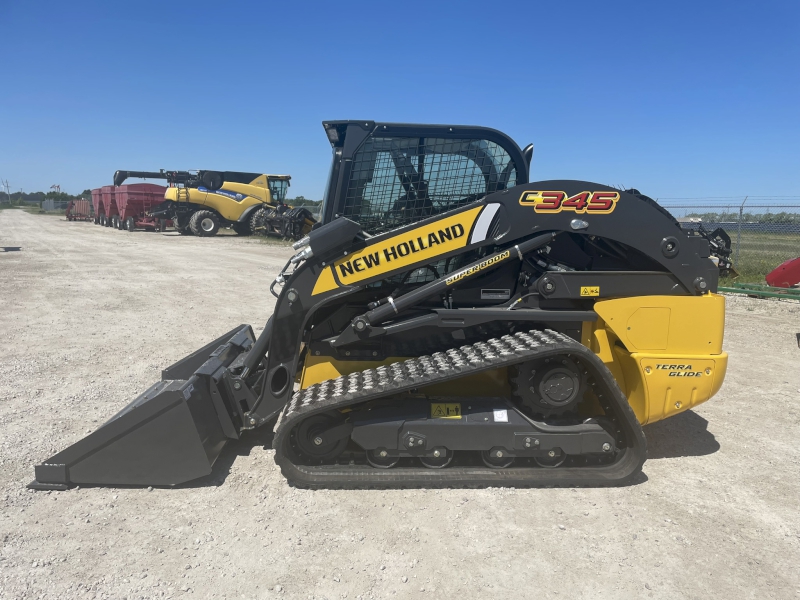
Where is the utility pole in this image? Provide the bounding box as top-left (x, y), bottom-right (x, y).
top-left (1, 179), bottom-right (11, 204)
top-left (735, 196), bottom-right (747, 268)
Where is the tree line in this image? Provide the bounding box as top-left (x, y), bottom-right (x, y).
top-left (686, 211), bottom-right (800, 224)
top-left (0, 189), bottom-right (92, 206)
top-left (287, 196), bottom-right (322, 208)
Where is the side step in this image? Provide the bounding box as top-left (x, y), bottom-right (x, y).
top-left (29, 325), bottom-right (255, 490)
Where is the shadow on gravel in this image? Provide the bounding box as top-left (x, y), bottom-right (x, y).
top-left (183, 425), bottom-right (276, 488)
top-left (1, 246), bottom-right (21, 251)
top-left (644, 410), bottom-right (720, 459)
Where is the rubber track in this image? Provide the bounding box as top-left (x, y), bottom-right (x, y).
top-left (273, 329), bottom-right (646, 488)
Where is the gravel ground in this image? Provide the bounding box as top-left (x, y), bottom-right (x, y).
top-left (1, 209), bottom-right (799, 600)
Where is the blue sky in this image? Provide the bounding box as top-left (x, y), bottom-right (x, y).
top-left (2, 0), bottom-right (798, 200)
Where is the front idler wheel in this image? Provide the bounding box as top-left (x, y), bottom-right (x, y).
top-left (293, 414), bottom-right (348, 462)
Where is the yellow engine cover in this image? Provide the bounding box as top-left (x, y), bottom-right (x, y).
top-left (585, 293), bottom-right (727, 424)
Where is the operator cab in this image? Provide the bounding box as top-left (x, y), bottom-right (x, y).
top-left (267, 176), bottom-right (291, 203)
top-left (320, 121), bottom-right (530, 237)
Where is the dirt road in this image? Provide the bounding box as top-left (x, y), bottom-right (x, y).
top-left (1, 209), bottom-right (799, 600)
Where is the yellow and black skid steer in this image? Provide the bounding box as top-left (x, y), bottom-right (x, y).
top-left (112, 169), bottom-right (315, 239)
top-left (30, 121), bottom-right (728, 490)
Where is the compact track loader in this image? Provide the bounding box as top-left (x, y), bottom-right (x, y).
top-left (112, 169), bottom-right (315, 239)
top-left (31, 121), bottom-right (728, 490)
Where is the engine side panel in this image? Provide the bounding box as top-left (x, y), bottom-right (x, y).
top-left (584, 294), bottom-right (727, 424)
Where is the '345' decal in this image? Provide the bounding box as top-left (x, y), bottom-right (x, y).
top-left (519, 191), bottom-right (620, 214)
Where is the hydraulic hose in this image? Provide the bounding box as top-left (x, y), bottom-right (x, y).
top-left (360, 232), bottom-right (557, 328)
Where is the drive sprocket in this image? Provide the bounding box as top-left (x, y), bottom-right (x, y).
top-left (510, 356), bottom-right (586, 417)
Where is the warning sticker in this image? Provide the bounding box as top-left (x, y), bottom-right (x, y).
top-left (183, 384), bottom-right (194, 401)
top-left (493, 409), bottom-right (508, 422)
top-left (580, 286), bottom-right (600, 297)
top-left (431, 403), bottom-right (462, 419)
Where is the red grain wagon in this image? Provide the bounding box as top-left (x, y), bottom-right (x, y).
top-left (99, 185), bottom-right (119, 228)
top-left (91, 189), bottom-right (103, 224)
top-left (65, 199), bottom-right (92, 221)
top-left (115, 183), bottom-right (168, 232)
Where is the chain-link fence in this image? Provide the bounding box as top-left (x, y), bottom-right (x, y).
top-left (42, 199), bottom-right (70, 211)
top-left (658, 198), bottom-right (800, 282)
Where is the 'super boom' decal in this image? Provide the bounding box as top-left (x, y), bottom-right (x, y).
top-left (519, 191), bottom-right (619, 214)
top-left (446, 250), bottom-right (510, 286)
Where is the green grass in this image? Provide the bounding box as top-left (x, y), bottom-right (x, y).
top-left (0, 205), bottom-right (58, 214)
top-left (17, 206), bottom-right (65, 215)
top-left (256, 236), bottom-right (294, 247)
top-left (724, 231), bottom-right (800, 283)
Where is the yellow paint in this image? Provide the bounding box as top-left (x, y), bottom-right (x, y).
top-left (581, 319), bottom-right (628, 395)
top-left (594, 294), bottom-right (725, 354)
top-left (580, 286), bottom-right (600, 297)
top-left (627, 307), bottom-right (671, 350)
top-left (312, 206), bottom-right (483, 295)
top-left (431, 403), bottom-right (462, 419)
top-left (205, 182), bottom-right (269, 221)
top-left (311, 266), bottom-right (339, 296)
top-left (585, 294), bottom-right (727, 424)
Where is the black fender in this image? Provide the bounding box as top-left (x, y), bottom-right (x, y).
top-left (238, 203), bottom-right (266, 223)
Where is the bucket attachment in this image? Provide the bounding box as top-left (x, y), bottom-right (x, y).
top-left (29, 325), bottom-right (256, 490)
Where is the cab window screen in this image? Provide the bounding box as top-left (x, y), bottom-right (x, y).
top-left (343, 137), bottom-right (517, 235)
top-left (269, 180), bottom-right (289, 203)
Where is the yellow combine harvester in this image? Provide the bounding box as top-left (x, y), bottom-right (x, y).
top-left (112, 169), bottom-right (315, 239)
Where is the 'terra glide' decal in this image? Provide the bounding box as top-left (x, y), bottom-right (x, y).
top-left (312, 206), bottom-right (484, 295)
top-left (656, 364), bottom-right (704, 377)
top-left (519, 191), bottom-right (619, 214)
top-left (198, 187), bottom-right (249, 202)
